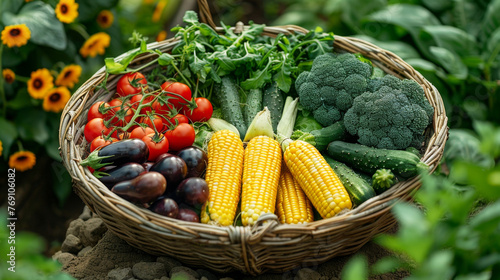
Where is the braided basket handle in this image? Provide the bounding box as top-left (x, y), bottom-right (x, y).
top-left (197, 0), bottom-right (217, 29)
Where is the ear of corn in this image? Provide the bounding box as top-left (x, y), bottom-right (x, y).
top-left (283, 140), bottom-right (352, 218)
top-left (241, 136), bottom-right (282, 226)
top-left (201, 130), bottom-right (244, 226)
top-left (276, 163), bottom-right (314, 224)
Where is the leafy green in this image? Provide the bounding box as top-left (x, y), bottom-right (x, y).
top-left (2, 1), bottom-right (67, 50)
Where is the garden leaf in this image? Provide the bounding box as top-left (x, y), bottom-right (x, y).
top-left (3, 1), bottom-right (67, 50)
top-left (483, 27), bottom-right (500, 65)
top-left (15, 109), bottom-right (49, 145)
top-left (353, 35), bottom-right (420, 60)
top-left (429, 46), bottom-right (468, 79)
top-left (0, 118), bottom-right (18, 160)
top-left (366, 4), bottom-right (440, 35)
top-left (419, 25), bottom-right (478, 57)
top-left (480, 0), bottom-right (500, 43)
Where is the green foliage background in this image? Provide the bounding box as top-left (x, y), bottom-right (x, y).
top-left (1, 0), bottom-right (500, 278)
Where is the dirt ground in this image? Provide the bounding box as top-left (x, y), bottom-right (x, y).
top-left (61, 220), bottom-right (409, 280)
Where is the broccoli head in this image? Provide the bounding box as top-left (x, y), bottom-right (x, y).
top-left (295, 53), bottom-right (373, 127)
top-left (344, 82), bottom-right (433, 150)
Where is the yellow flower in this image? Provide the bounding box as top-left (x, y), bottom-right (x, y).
top-left (55, 64), bottom-right (82, 88)
top-left (79, 32), bottom-right (111, 58)
top-left (1, 24), bottom-right (31, 48)
top-left (27, 68), bottom-right (54, 99)
top-left (3, 69), bottom-right (15, 84)
top-left (9, 151), bottom-right (36, 172)
top-left (97, 10), bottom-right (114, 29)
top-left (156, 30), bottom-right (167, 42)
top-left (55, 0), bottom-right (79, 24)
top-left (43, 86), bottom-right (71, 113)
top-left (0, 141), bottom-right (3, 157)
top-left (152, 0), bottom-right (167, 22)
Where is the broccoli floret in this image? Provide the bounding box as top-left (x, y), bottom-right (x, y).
top-left (297, 82), bottom-right (322, 111)
top-left (343, 74), bottom-right (367, 96)
top-left (295, 53), bottom-right (373, 127)
top-left (344, 81), bottom-right (433, 150)
top-left (313, 105), bottom-right (341, 127)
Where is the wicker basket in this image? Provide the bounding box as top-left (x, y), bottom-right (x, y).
top-left (59, 0), bottom-right (449, 275)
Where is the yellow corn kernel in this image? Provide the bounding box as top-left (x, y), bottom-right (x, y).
top-left (276, 163), bottom-right (314, 224)
top-left (284, 140), bottom-right (352, 218)
top-left (201, 130), bottom-right (244, 226)
top-left (241, 136), bottom-right (282, 226)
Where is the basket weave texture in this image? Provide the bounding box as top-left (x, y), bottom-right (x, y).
top-left (59, 1), bottom-right (449, 275)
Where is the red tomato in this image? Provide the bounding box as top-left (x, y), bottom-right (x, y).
top-left (167, 114), bottom-right (189, 126)
top-left (116, 72), bottom-right (147, 97)
top-left (84, 118), bottom-right (109, 142)
top-left (126, 94), bottom-right (143, 110)
top-left (88, 101), bottom-right (111, 121)
top-left (90, 136), bottom-right (117, 152)
top-left (108, 104), bottom-right (134, 127)
top-left (141, 115), bottom-right (164, 132)
top-left (182, 97), bottom-right (213, 122)
top-left (160, 81), bottom-right (192, 110)
top-left (164, 123), bottom-right (195, 151)
top-left (142, 133), bottom-right (169, 161)
top-left (130, 126), bottom-right (155, 139)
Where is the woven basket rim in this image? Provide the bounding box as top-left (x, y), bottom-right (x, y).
top-left (58, 21), bottom-right (449, 274)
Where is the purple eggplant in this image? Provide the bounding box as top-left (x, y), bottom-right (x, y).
top-left (111, 172), bottom-right (166, 204)
top-left (176, 146), bottom-right (207, 178)
top-left (176, 208), bottom-right (200, 223)
top-left (98, 163), bottom-right (146, 188)
top-left (149, 197), bottom-right (179, 218)
top-left (176, 177), bottom-right (209, 207)
top-left (150, 154), bottom-right (187, 187)
top-left (81, 139), bottom-right (149, 170)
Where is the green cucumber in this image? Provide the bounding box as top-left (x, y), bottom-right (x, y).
top-left (215, 77), bottom-right (247, 138)
top-left (327, 141), bottom-right (428, 178)
top-left (244, 88), bottom-right (263, 127)
top-left (371, 169), bottom-right (397, 195)
top-left (324, 155), bottom-right (376, 206)
top-left (263, 82), bottom-right (285, 133)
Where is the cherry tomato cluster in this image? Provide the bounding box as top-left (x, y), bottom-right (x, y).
top-left (84, 72), bottom-right (213, 162)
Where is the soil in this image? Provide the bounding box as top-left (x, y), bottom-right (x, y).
top-left (60, 215), bottom-right (409, 280)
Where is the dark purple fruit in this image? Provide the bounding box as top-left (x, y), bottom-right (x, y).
top-left (176, 146), bottom-right (208, 178)
top-left (156, 153), bottom-right (175, 163)
top-left (150, 155), bottom-right (187, 187)
top-left (176, 208), bottom-right (200, 223)
top-left (111, 171), bottom-right (166, 204)
top-left (98, 163), bottom-right (146, 188)
top-left (149, 197), bottom-right (179, 218)
top-left (176, 177), bottom-right (209, 206)
top-left (142, 162), bottom-right (155, 171)
top-left (81, 139), bottom-right (149, 169)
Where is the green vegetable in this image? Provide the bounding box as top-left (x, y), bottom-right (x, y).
top-left (263, 82), bottom-right (285, 133)
top-left (371, 169), bottom-right (397, 194)
top-left (327, 141), bottom-right (428, 178)
top-left (324, 155), bottom-right (376, 206)
top-left (243, 107), bottom-right (273, 142)
top-left (207, 118), bottom-right (240, 137)
top-left (214, 77), bottom-right (247, 138)
top-left (243, 88), bottom-right (263, 127)
top-left (193, 123), bottom-right (213, 151)
top-left (295, 53), bottom-right (373, 126)
top-left (291, 121), bottom-right (347, 151)
top-left (276, 97), bottom-right (299, 142)
top-left (293, 111), bottom-right (323, 132)
top-left (344, 75), bottom-right (434, 150)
